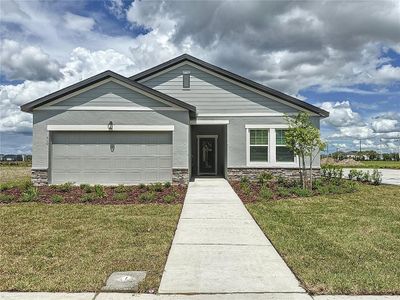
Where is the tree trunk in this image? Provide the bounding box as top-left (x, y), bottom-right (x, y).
top-left (298, 155), bottom-right (302, 187)
top-left (309, 153), bottom-right (313, 190)
top-left (301, 153), bottom-right (306, 189)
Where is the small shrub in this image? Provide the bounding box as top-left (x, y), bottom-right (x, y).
top-left (354, 170), bottom-right (364, 181)
top-left (0, 194), bottom-right (15, 203)
top-left (164, 181), bottom-right (172, 188)
top-left (148, 182), bottom-right (163, 192)
top-left (0, 182), bottom-right (12, 192)
top-left (94, 185), bottom-right (106, 198)
top-left (57, 182), bottom-right (74, 192)
top-left (259, 186), bottom-right (273, 200)
top-left (322, 165), bottom-right (343, 180)
top-left (81, 184), bottom-right (94, 193)
top-left (371, 169), bottom-right (382, 185)
top-left (240, 176), bottom-right (249, 184)
top-left (362, 171), bottom-right (371, 183)
top-left (21, 180), bottom-right (34, 191)
top-left (291, 186), bottom-right (312, 197)
top-left (241, 183), bottom-right (251, 195)
top-left (257, 171), bottom-right (273, 185)
top-left (276, 187), bottom-right (291, 198)
top-left (139, 191), bottom-right (156, 203)
top-left (113, 192), bottom-right (128, 201)
top-left (342, 180), bottom-right (358, 193)
top-left (163, 192), bottom-right (177, 203)
top-left (138, 183), bottom-right (146, 189)
top-left (115, 184), bottom-right (126, 193)
top-left (80, 193), bottom-right (95, 203)
top-left (51, 194), bottom-right (64, 203)
top-left (21, 187), bottom-right (38, 202)
top-left (348, 169), bottom-right (358, 180)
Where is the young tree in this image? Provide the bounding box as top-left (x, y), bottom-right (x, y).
top-left (285, 112), bottom-right (326, 190)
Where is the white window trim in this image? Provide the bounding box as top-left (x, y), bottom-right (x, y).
top-left (246, 125), bottom-right (298, 168)
top-left (47, 125), bottom-right (174, 131)
top-left (190, 119), bottom-right (229, 125)
top-left (275, 129), bottom-right (296, 164)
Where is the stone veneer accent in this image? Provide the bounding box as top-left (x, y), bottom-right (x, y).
top-left (227, 167), bottom-right (320, 181)
top-left (31, 169), bottom-right (48, 186)
top-left (172, 168), bottom-right (189, 184)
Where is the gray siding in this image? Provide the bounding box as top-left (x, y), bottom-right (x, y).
top-left (196, 116), bottom-right (320, 168)
top-left (32, 110), bottom-right (189, 170)
top-left (52, 81), bottom-right (170, 107)
top-left (142, 65), bottom-right (299, 114)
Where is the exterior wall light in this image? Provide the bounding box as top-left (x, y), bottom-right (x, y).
top-left (108, 121), bottom-right (113, 130)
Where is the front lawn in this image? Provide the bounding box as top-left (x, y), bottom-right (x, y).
top-left (0, 203), bottom-right (181, 292)
top-left (246, 184), bottom-right (400, 295)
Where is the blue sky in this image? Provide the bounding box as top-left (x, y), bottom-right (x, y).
top-left (1, 0), bottom-right (400, 154)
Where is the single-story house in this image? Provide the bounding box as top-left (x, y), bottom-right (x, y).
top-left (21, 54), bottom-right (329, 185)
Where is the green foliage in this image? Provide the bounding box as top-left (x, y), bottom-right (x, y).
top-left (276, 187), bottom-right (291, 198)
top-left (51, 194), bottom-right (64, 203)
top-left (163, 192), bottom-right (177, 203)
top-left (321, 165), bottom-right (343, 179)
top-left (240, 176), bottom-right (249, 184)
top-left (21, 187), bottom-right (39, 202)
top-left (0, 182), bottom-right (12, 192)
top-left (0, 194), bottom-right (15, 203)
top-left (80, 193), bottom-right (96, 203)
top-left (139, 191), bottom-right (156, 203)
top-left (290, 186), bottom-right (312, 197)
top-left (21, 180), bottom-right (34, 191)
top-left (257, 171), bottom-right (273, 185)
top-left (114, 184), bottom-right (126, 193)
top-left (94, 185), bottom-right (106, 198)
top-left (138, 183), bottom-right (146, 189)
top-left (56, 182), bottom-right (74, 192)
top-left (148, 182), bottom-right (163, 192)
top-left (259, 186), bottom-right (273, 200)
top-left (164, 181), bottom-right (172, 188)
top-left (113, 192), bottom-right (128, 201)
top-left (371, 169), bottom-right (382, 185)
top-left (362, 171), bottom-right (371, 182)
top-left (80, 184), bottom-right (94, 193)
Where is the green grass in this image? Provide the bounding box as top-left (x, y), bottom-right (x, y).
top-left (323, 160), bottom-right (400, 169)
top-left (246, 184), bottom-right (400, 295)
top-left (0, 166), bottom-right (30, 184)
top-left (0, 203), bottom-right (181, 292)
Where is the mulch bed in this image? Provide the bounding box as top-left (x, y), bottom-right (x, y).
top-left (230, 181), bottom-right (275, 203)
top-left (1, 185), bottom-right (187, 205)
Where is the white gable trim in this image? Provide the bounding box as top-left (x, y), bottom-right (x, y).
top-left (40, 78), bottom-right (183, 110)
top-left (138, 62), bottom-right (318, 116)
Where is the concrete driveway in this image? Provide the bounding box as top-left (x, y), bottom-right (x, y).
top-left (158, 178), bottom-right (308, 297)
top-left (342, 168), bottom-right (400, 185)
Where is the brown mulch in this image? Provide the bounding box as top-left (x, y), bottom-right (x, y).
top-left (1, 185), bottom-right (187, 205)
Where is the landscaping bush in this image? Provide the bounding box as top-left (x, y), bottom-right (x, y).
top-left (322, 165), bottom-right (343, 179)
top-left (371, 169), bottom-right (382, 185)
top-left (21, 180), bottom-right (34, 191)
top-left (80, 193), bottom-right (96, 203)
top-left (164, 181), bottom-right (172, 188)
top-left (163, 192), bottom-right (177, 203)
top-left (259, 186), bottom-right (273, 200)
top-left (362, 171), bottom-right (371, 183)
top-left (51, 194), bottom-right (64, 203)
top-left (113, 192), bottom-right (128, 201)
top-left (0, 194), bottom-right (15, 203)
top-left (114, 184), bottom-right (126, 193)
top-left (240, 176), bottom-right (249, 184)
top-left (56, 182), bottom-right (74, 192)
top-left (94, 185), bottom-right (106, 198)
top-left (138, 183), bottom-right (146, 189)
top-left (21, 187), bottom-right (38, 202)
top-left (148, 182), bottom-right (163, 192)
top-left (0, 182), bottom-right (12, 192)
top-left (257, 171), bottom-right (273, 185)
top-left (276, 186), bottom-right (291, 198)
top-left (290, 186), bottom-right (312, 197)
top-left (139, 191), bottom-right (156, 203)
top-left (80, 184), bottom-right (94, 193)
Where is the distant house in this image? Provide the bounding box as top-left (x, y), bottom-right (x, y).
top-left (0, 154), bottom-right (28, 162)
top-left (21, 54), bottom-right (329, 186)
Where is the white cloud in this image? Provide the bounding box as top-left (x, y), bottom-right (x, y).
top-left (0, 39), bottom-right (63, 81)
top-left (64, 12), bottom-right (95, 32)
top-left (372, 118), bottom-right (398, 133)
top-left (319, 101), bottom-right (363, 127)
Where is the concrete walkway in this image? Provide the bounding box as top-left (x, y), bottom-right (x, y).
top-left (343, 168), bottom-right (400, 185)
top-left (158, 178), bottom-right (307, 295)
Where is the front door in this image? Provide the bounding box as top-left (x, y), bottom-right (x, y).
top-left (197, 135), bottom-right (217, 175)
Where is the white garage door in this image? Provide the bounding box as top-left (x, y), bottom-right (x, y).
top-left (50, 131), bottom-right (172, 185)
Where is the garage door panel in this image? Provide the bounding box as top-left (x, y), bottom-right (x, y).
top-left (51, 131), bottom-right (172, 184)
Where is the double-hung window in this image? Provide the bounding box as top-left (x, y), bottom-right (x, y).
top-left (249, 129), bottom-right (268, 162)
top-left (275, 129), bottom-right (294, 162)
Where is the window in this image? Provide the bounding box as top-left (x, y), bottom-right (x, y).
top-left (276, 129), bottom-right (294, 162)
top-left (183, 71), bottom-right (190, 88)
top-left (249, 129), bottom-right (268, 162)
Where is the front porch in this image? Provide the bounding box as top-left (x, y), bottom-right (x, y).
top-left (190, 124), bottom-right (227, 180)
